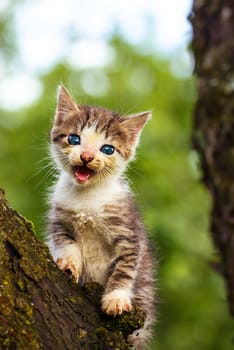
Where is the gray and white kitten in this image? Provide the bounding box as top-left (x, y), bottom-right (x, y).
top-left (47, 85), bottom-right (155, 349)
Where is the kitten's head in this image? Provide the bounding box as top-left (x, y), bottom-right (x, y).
top-left (50, 85), bottom-right (151, 187)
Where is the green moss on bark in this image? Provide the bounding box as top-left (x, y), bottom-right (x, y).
top-left (0, 189), bottom-right (145, 349)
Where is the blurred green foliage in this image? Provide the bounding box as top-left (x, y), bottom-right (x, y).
top-left (0, 17), bottom-right (233, 350)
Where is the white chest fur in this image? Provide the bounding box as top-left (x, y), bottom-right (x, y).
top-left (50, 172), bottom-right (129, 285)
top-left (72, 210), bottom-right (113, 284)
top-left (50, 172), bottom-right (128, 211)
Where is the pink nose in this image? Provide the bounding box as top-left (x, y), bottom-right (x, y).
top-left (80, 151), bottom-right (94, 164)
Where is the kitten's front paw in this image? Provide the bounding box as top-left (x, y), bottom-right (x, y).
top-left (102, 289), bottom-right (132, 316)
top-left (56, 257), bottom-right (81, 282)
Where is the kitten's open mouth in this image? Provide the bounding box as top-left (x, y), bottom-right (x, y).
top-left (72, 166), bottom-right (95, 184)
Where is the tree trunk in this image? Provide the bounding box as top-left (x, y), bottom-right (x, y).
top-left (0, 189), bottom-right (144, 350)
top-left (190, 0), bottom-right (234, 316)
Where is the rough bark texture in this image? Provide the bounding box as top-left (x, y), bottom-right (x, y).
top-left (190, 0), bottom-right (234, 316)
top-left (0, 189), bottom-right (145, 350)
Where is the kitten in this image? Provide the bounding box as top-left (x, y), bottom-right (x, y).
top-left (47, 85), bottom-right (155, 349)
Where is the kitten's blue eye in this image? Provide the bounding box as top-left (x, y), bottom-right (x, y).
top-left (100, 144), bottom-right (115, 155)
top-left (68, 134), bottom-right (80, 145)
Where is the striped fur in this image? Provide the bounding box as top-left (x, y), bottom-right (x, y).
top-left (47, 85), bottom-right (155, 349)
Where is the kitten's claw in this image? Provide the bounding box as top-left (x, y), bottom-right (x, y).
top-left (56, 257), bottom-right (80, 282)
top-left (102, 289), bottom-right (132, 316)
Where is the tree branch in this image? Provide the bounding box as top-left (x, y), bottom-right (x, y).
top-left (0, 189), bottom-right (145, 350)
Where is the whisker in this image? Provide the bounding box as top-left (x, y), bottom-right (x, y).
top-left (97, 165), bottom-right (114, 182)
top-left (29, 153), bottom-right (58, 188)
top-left (126, 163), bottom-right (141, 178)
top-left (33, 157), bottom-right (54, 176)
top-left (34, 166), bottom-right (57, 189)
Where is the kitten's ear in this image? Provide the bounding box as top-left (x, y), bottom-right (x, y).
top-left (54, 85), bottom-right (80, 124)
top-left (121, 111), bottom-right (151, 146)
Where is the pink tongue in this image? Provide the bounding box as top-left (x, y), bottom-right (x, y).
top-left (74, 168), bottom-right (91, 183)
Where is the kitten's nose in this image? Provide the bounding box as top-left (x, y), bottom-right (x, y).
top-left (80, 151), bottom-right (94, 164)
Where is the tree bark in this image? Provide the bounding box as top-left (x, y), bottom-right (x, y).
top-left (190, 0), bottom-right (234, 316)
top-left (0, 189), bottom-right (144, 350)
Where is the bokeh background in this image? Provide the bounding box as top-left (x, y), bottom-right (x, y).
top-left (0, 0), bottom-right (233, 349)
